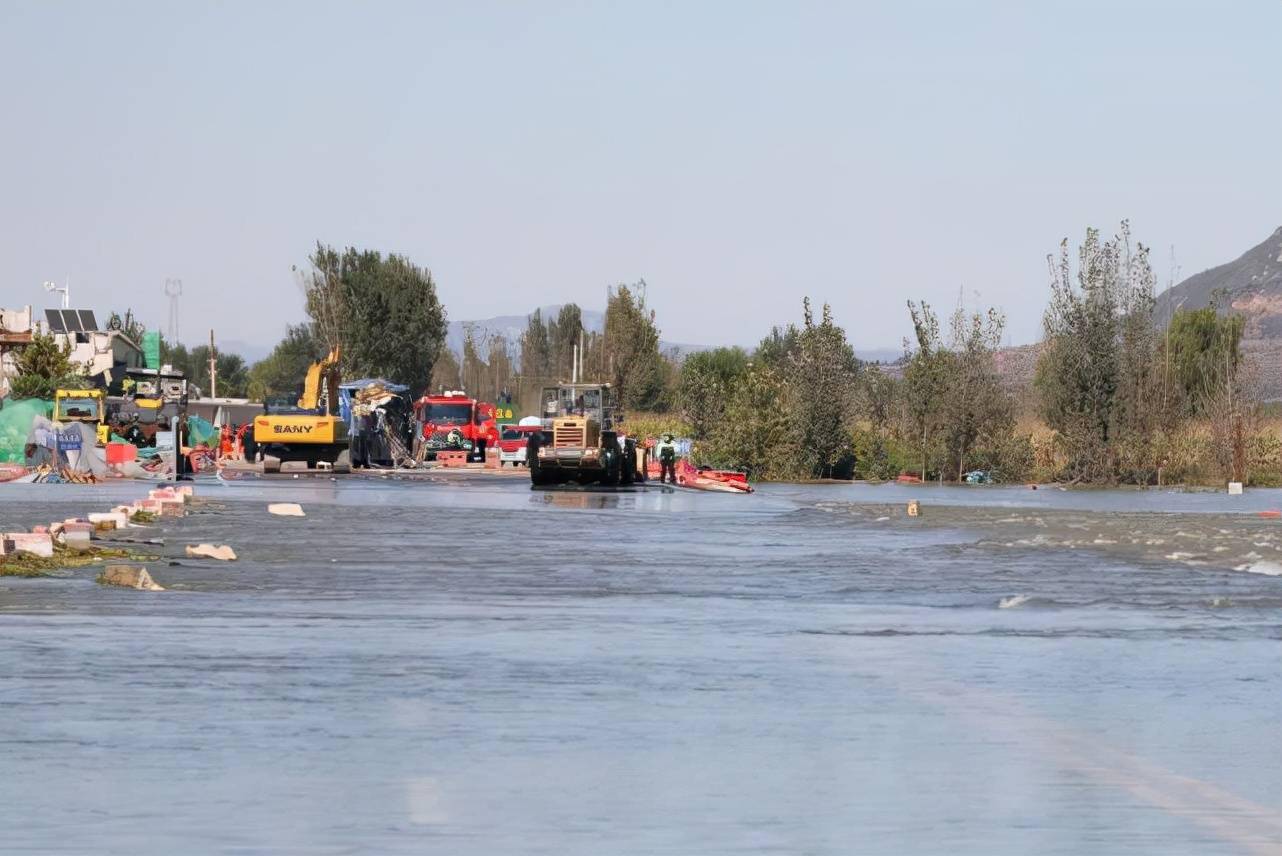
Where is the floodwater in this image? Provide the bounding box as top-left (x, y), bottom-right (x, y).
top-left (2, 476), bottom-right (1281, 855)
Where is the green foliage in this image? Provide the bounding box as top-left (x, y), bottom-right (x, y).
top-left (300, 243), bottom-right (447, 390)
top-left (9, 329), bottom-right (83, 399)
top-left (549, 304), bottom-right (583, 381)
top-left (106, 309), bottom-right (147, 344)
top-left (756, 324), bottom-right (800, 370)
top-left (248, 324), bottom-right (324, 400)
top-left (623, 412), bottom-right (692, 442)
top-left (965, 431), bottom-right (1034, 483)
top-left (1035, 222), bottom-right (1162, 482)
top-left (704, 363), bottom-right (795, 478)
top-left (851, 425), bottom-right (911, 481)
top-left (520, 308), bottom-right (552, 382)
top-left (1163, 306), bottom-right (1244, 414)
top-left (430, 347), bottom-right (462, 395)
top-left (458, 327), bottom-right (516, 403)
top-left (603, 284), bottom-right (666, 411)
top-left (677, 347), bottom-right (750, 439)
top-left (162, 339), bottom-right (251, 398)
top-left (791, 299), bottom-right (860, 478)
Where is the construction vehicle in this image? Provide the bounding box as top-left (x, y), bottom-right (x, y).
top-left (528, 383), bottom-right (645, 487)
top-left (413, 391), bottom-right (498, 463)
top-left (54, 388), bottom-right (109, 445)
top-left (247, 347), bottom-right (351, 472)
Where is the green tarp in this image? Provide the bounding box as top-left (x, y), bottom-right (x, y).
top-left (0, 399), bottom-right (53, 463)
top-left (143, 331), bottom-right (161, 369)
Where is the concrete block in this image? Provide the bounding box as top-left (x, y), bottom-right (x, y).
top-left (88, 512), bottom-right (127, 530)
top-left (159, 500), bottom-right (185, 518)
top-left (267, 503), bottom-right (305, 517)
top-left (98, 565), bottom-right (164, 591)
top-left (64, 529), bottom-right (92, 551)
top-left (5, 533), bottom-right (53, 558)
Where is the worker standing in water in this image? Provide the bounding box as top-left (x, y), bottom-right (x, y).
top-left (656, 433), bottom-right (678, 484)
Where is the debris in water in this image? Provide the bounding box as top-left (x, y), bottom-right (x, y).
top-left (185, 544), bottom-right (237, 561)
top-left (97, 565), bottom-right (164, 591)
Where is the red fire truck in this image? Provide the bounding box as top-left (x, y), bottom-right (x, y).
top-left (413, 391), bottom-right (499, 462)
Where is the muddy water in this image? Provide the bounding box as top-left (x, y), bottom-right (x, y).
top-left (1, 478), bottom-right (1280, 855)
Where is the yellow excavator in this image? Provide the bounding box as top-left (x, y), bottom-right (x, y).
top-left (248, 346), bottom-right (351, 473)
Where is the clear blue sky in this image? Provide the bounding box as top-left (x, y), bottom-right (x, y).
top-left (2, 0), bottom-right (1278, 356)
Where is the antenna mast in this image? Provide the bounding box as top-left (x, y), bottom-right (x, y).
top-left (164, 278), bottom-right (183, 343)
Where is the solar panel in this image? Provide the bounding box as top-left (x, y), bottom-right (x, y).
top-left (60, 309), bottom-right (81, 333)
top-left (45, 309), bottom-right (66, 332)
top-left (77, 310), bottom-right (97, 331)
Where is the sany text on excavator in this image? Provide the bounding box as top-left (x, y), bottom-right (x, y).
top-left (247, 346), bottom-right (351, 473)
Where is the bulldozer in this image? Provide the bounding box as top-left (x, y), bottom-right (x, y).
top-left (528, 383), bottom-right (645, 487)
top-left (247, 347), bottom-right (351, 473)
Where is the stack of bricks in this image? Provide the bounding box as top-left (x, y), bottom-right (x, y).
top-left (437, 451), bottom-right (469, 468)
top-left (2, 486), bottom-right (199, 560)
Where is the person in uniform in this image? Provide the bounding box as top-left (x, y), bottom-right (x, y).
top-left (656, 433), bottom-right (678, 484)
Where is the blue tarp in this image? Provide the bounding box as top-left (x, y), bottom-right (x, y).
top-left (338, 378), bottom-right (410, 425)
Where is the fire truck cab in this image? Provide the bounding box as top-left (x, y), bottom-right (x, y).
top-left (413, 391), bottom-right (498, 463)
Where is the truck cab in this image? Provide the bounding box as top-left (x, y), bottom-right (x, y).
top-left (529, 383), bottom-right (644, 486)
top-left (413, 391), bottom-right (498, 462)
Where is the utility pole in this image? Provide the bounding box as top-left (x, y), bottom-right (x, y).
top-left (208, 329), bottom-right (218, 399)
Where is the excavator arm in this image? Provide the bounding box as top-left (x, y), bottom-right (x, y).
top-left (297, 347), bottom-right (342, 413)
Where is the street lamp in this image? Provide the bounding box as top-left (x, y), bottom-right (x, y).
top-left (43, 278), bottom-right (70, 309)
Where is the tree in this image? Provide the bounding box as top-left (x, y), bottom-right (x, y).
top-left (940, 305), bottom-right (1012, 480)
top-left (106, 309), bottom-right (147, 344)
top-left (548, 304), bottom-right (583, 381)
top-left (756, 324), bottom-right (800, 370)
top-left (1163, 305), bottom-right (1245, 415)
top-left (185, 347), bottom-right (250, 399)
top-left (430, 348), bottom-right (462, 394)
top-left (248, 324), bottom-right (325, 400)
top-left (461, 324), bottom-right (485, 397)
top-left (1035, 222), bottom-right (1159, 482)
top-left (487, 333), bottom-right (516, 403)
top-left (519, 309), bottom-right (552, 382)
top-left (677, 347), bottom-right (750, 439)
top-left (791, 299), bottom-right (859, 478)
top-left (707, 363), bottom-right (794, 478)
top-left (8, 329), bottom-right (83, 399)
top-left (299, 243), bottom-right (447, 391)
top-left (602, 283), bottom-right (665, 411)
top-left (903, 301), bottom-right (949, 480)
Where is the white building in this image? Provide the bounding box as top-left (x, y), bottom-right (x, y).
top-left (0, 306), bottom-right (145, 397)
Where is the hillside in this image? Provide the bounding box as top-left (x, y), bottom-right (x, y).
top-left (1157, 226), bottom-right (1282, 336)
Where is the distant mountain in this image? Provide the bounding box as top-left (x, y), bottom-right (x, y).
top-left (447, 305), bottom-right (708, 361)
top-left (446, 305), bottom-right (604, 358)
top-left (1157, 226), bottom-right (1282, 337)
top-left (855, 347), bottom-right (904, 365)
